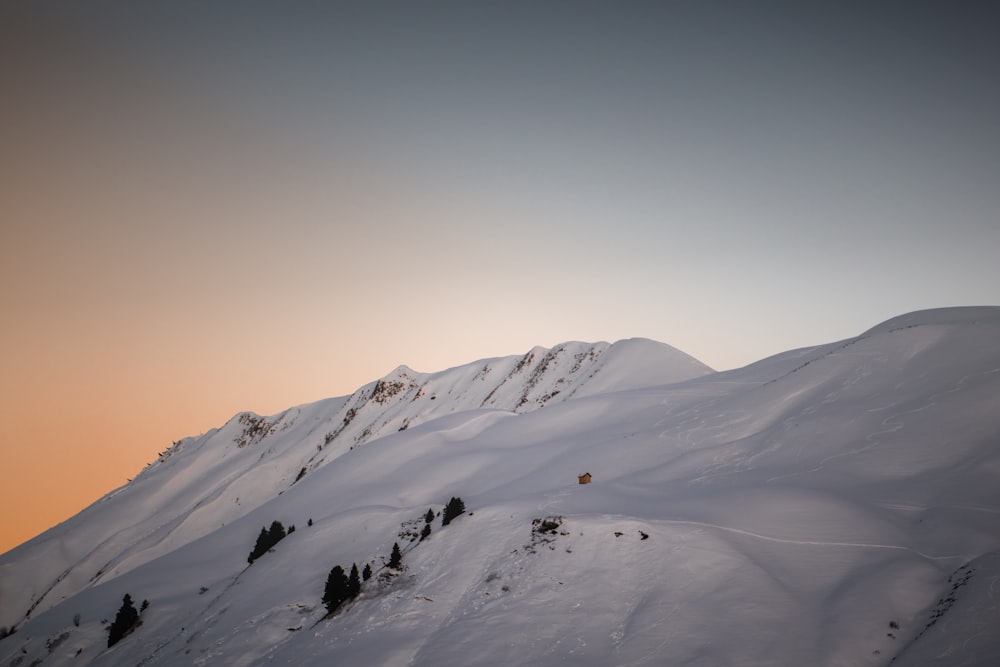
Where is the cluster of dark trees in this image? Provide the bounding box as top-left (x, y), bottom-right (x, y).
top-left (322, 563), bottom-right (361, 614)
top-left (322, 554), bottom-right (381, 615)
top-left (248, 520), bottom-right (293, 564)
top-left (107, 594), bottom-right (148, 648)
top-left (321, 496), bottom-right (466, 618)
top-left (442, 497), bottom-right (465, 526)
top-left (421, 508), bottom-right (434, 540)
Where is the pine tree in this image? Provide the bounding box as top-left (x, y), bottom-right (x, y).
top-left (322, 566), bottom-right (349, 614)
top-left (248, 527), bottom-right (270, 563)
top-left (388, 542), bottom-right (403, 570)
top-left (442, 497), bottom-right (466, 526)
top-left (248, 521), bottom-right (288, 563)
top-left (362, 563), bottom-right (372, 581)
top-left (424, 508), bottom-right (435, 524)
top-left (420, 523), bottom-right (432, 541)
top-left (347, 563), bottom-right (361, 599)
top-left (267, 520), bottom-right (286, 545)
top-left (107, 594), bottom-right (139, 647)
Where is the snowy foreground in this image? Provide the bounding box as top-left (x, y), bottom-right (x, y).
top-left (2, 307), bottom-right (999, 666)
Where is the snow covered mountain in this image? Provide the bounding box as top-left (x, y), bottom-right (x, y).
top-left (2, 309), bottom-right (999, 666)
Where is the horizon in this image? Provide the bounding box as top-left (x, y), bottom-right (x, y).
top-left (2, 2), bottom-right (999, 554)
top-left (1, 311), bottom-right (993, 555)
top-left (4, 305), bottom-right (999, 665)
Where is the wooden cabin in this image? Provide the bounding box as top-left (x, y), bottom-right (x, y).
top-left (578, 472), bottom-right (592, 485)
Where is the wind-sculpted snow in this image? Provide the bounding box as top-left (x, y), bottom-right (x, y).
top-left (0, 338), bottom-right (710, 629)
top-left (1, 308), bottom-right (999, 666)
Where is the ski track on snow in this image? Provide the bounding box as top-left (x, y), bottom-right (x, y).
top-left (657, 518), bottom-right (964, 563)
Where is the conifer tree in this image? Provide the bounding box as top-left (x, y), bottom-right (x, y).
top-left (348, 563), bottom-right (361, 599)
top-left (248, 527), bottom-right (270, 563)
top-left (322, 566), bottom-right (349, 614)
top-left (388, 542), bottom-right (403, 570)
top-left (424, 508), bottom-right (435, 524)
top-left (107, 594), bottom-right (139, 648)
top-left (267, 520), bottom-right (286, 545)
top-left (362, 563), bottom-right (372, 581)
top-left (420, 523), bottom-right (432, 541)
top-left (248, 521), bottom-right (288, 563)
top-left (442, 497), bottom-right (466, 526)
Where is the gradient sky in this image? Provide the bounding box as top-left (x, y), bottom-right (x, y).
top-left (2, 1), bottom-right (998, 554)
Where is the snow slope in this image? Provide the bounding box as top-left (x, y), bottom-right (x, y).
top-left (2, 307), bottom-right (999, 666)
top-left (0, 338), bottom-right (710, 628)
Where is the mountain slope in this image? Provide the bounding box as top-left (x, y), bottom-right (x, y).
top-left (0, 338), bottom-right (711, 630)
top-left (2, 307), bottom-right (999, 666)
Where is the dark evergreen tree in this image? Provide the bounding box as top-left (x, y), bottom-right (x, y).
top-left (107, 594), bottom-right (139, 648)
top-left (347, 563), bottom-right (361, 599)
top-left (420, 523), bottom-right (432, 541)
top-left (424, 508), bottom-right (435, 524)
top-left (248, 526), bottom-right (270, 563)
top-left (248, 521), bottom-right (288, 563)
top-left (388, 542), bottom-right (403, 570)
top-left (267, 520), bottom-right (286, 545)
top-left (362, 563), bottom-right (372, 581)
top-left (322, 566), bottom-right (349, 614)
top-left (442, 497), bottom-right (466, 526)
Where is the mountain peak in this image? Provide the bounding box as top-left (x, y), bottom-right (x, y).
top-left (862, 305), bottom-right (1000, 336)
top-left (384, 363), bottom-right (419, 379)
top-left (3, 313), bottom-right (999, 666)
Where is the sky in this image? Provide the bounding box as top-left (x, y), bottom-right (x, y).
top-left (1, 1), bottom-right (998, 555)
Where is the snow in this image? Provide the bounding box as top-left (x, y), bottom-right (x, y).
top-left (2, 309), bottom-right (999, 666)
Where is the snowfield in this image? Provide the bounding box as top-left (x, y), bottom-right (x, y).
top-left (2, 308), bottom-right (999, 666)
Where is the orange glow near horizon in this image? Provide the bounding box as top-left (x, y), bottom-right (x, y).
top-left (3, 3), bottom-right (999, 555)
top-left (0, 323), bottom-right (400, 554)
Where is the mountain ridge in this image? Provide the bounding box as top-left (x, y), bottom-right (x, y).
top-left (0, 337), bottom-right (712, 629)
top-left (2, 308), bottom-right (999, 666)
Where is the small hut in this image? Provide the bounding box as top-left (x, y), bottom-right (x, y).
top-left (578, 472), bottom-right (592, 485)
